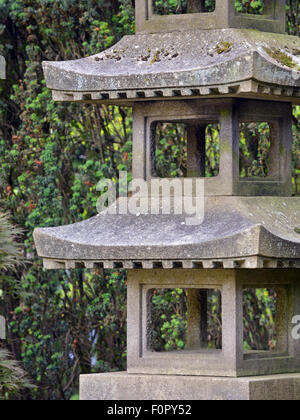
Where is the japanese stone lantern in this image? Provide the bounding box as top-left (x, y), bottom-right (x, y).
top-left (34, 0), bottom-right (300, 400)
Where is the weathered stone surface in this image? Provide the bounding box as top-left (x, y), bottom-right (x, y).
top-left (79, 372), bottom-right (300, 401)
top-left (43, 29), bottom-right (300, 104)
top-left (0, 56), bottom-right (5, 80)
top-left (33, 197), bottom-right (300, 265)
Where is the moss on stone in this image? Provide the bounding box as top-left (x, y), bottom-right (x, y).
top-left (150, 50), bottom-right (161, 64)
top-left (216, 41), bottom-right (233, 54)
top-left (264, 47), bottom-right (300, 71)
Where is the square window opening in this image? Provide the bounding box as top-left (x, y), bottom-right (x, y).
top-left (243, 287), bottom-right (288, 359)
top-left (151, 121), bottom-right (220, 178)
top-left (239, 122), bottom-right (272, 179)
top-left (148, 288), bottom-right (222, 353)
top-left (152, 0), bottom-right (215, 15)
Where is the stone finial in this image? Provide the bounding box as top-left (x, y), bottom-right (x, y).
top-left (136, 0), bottom-right (286, 34)
top-left (0, 56), bottom-right (5, 80)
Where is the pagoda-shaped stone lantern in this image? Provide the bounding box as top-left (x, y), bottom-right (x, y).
top-left (34, 0), bottom-right (300, 400)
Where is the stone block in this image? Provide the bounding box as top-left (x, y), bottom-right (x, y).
top-left (80, 372), bottom-right (300, 401)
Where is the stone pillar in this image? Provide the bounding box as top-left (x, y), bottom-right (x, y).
top-left (186, 123), bottom-right (208, 350)
top-left (186, 289), bottom-right (201, 349)
top-left (187, 289), bottom-right (208, 349)
top-left (222, 271), bottom-right (244, 374)
top-left (219, 103), bottom-right (239, 196)
top-left (267, 112), bottom-right (293, 196)
top-left (132, 105), bottom-right (146, 180)
top-left (0, 56), bottom-right (5, 80)
top-left (275, 287), bottom-right (288, 353)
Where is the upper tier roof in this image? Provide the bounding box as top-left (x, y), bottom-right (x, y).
top-left (0, 56), bottom-right (5, 79)
top-left (43, 29), bottom-right (300, 105)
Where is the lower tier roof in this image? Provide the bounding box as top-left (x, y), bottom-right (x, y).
top-left (33, 196), bottom-right (300, 270)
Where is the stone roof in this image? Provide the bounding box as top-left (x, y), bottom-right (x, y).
top-left (43, 29), bottom-right (300, 104)
top-left (34, 196), bottom-right (300, 270)
top-left (0, 56), bottom-right (5, 79)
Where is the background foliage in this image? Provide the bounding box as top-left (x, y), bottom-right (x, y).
top-left (0, 0), bottom-right (299, 400)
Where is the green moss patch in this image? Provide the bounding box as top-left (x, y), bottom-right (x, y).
top-left (216, 41), bottom-right (233, 54)
top-left (264, 47), bottom-right (300, 71)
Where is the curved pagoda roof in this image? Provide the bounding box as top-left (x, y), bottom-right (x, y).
top-left (43, 29), bottom-right (300, 105)
top-left (34, 197), bottom-right (300, 270)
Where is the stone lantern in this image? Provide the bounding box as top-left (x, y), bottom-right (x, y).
top-left (34, 0), bottom-right (300, 400)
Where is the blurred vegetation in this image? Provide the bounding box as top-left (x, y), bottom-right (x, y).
top-left (0, 348), bottom-right (32, 399)
top-left (0, 213), bottom-right (31, 399)
top-left (0, 0), bottom-right (298, 399)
